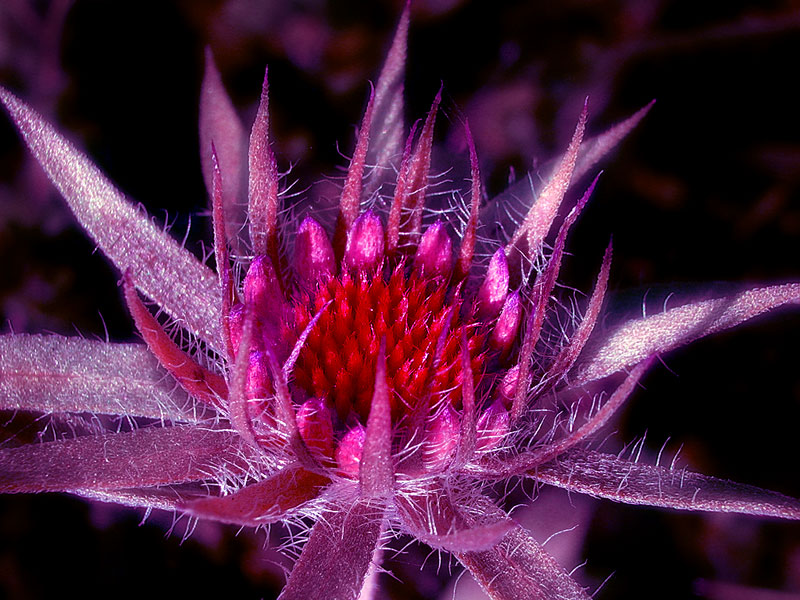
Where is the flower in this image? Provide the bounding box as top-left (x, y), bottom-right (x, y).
top-left (1, 5), bottom-right (799, 600)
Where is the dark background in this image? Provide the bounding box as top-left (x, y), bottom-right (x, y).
top-left (1, 0), bottom-right (799, 598)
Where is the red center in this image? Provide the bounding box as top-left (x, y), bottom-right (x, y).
top-left (292, 266), bottom-right (486, 425)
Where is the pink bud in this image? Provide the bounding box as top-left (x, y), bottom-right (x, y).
top-left (344, 211), bottom-right (385, 271)
top-left (476, 400), bottom-right (509, 452)
top-left (498, 365), bottom-right (519, 405)
top-left (477, 248), bottom-right (509, 318)
top-left (243, 255), bottom-right (282, 313)
top-left (246, 350), bottom-right (271, 400)
top-left (297, 398), bottom-right (335, 459)
top-left (490, 292), bottom-right (521, 356)
top-left (294, 217), bottom-right (335, 287)
top-left (414, 221), bottom-right (453, 278)
top-left (423, 404), bottom-right (460, 471)
top-left (335, 424), bottom-right (366, 479)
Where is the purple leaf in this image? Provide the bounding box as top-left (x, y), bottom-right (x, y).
top-left (0, 86), bottom-right (225, 351)
top-left (0, 425), bottom-right (243, 493)
top-left (532, 449), bottom-right (800, 519)
top-left (278, 500), bottom-right (384, 600)
top-left (0, 334), bottom-right (201, 421)
top-left (573, 283), bottom-right (800, 384)
top-left (456, 523), bottom-right (590, 600)
top-left (182, 468), bottom-right (329, 526)
top-left (76, 484), bottom-right (209, 511)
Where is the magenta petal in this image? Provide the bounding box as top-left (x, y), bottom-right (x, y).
top-left (279, 500), bottom-right (384, 600)
top-left (344, 211), bottom-right (385, 271)
top-left (183, 468), bottom-right (330, 526)
top-left (199, 48), bottom-right (247, 249)
top-left (477, 248), bottom-right (509, 318)
top-left (573, 283), bottom-right (800, 384)
top-left (397, 488), bottom-right (512, 552)
top-left (0, 86), bottom-right (225, 351)
top-left (533, 449), bottom-right (800, 520)
top-left (0, 426), bottom-right (242, 493)
top-left (360, 347), bottom-right (394, 498)
top-left (413, 220), bottom-right (453, 278)
top-left (0, 334), bottom-right (200, 421)
top-left (475, 400), bottom-right (510, 452)
top-left (294, 217), bottom-right (335, 287)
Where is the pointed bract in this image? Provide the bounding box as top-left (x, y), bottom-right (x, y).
top-left (360, 346), bottom-right (394, 498)
top-left (123, 272), bottom-right (227, 409)
top-left (362, 1), bottom-right (409, 201)
top-left (455, 498), bottom-right (591, 600)
top-left (506, 101), bottom-right (587, 270)
top-left (248, 67), bottom-right (281, 258)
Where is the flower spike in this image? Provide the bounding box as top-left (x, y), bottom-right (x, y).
top-left (2, 8), bottom-right (798, 600)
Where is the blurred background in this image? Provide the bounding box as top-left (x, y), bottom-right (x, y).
top-left (0, 0), bottom-right (799, 598)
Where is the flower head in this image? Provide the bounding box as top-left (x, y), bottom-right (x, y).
top-left (1, 6), bottom-right (799, 599)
